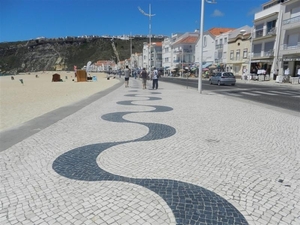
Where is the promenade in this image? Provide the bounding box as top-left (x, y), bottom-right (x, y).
top-left (1, 78), bottom-right (299, 225)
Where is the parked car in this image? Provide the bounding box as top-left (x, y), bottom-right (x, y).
top-left (209, 72), bottom-right (236, 86)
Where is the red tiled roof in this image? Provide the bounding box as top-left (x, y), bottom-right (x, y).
top-left (94, 60), bottom-right (115, 66)
top-left (148, 42), bottom-right (162, 46)
top-left (178, 36), bottom-right (198, 44)
top-left (208, 27), bottom-right (235, 36)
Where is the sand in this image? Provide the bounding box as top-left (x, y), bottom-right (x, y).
top-left (0, 71), bottom-right (120, 131)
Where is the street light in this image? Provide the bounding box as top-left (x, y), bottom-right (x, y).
top-left (198, 0), bottom-right (216, 93)
top-left (130, 32), bottom-right (133, 77)
top-left (247, 27), bottom-right (254, 80)
top-left (138, 4), bottom-right (155, 72)
top-left (181, 47), bottom-right (183, 77)
top-left (152, 42), bottom-right (157, 68)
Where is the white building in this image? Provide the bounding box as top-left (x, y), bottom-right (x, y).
top-left (171, 32), bottom-right (198, 73)
top-left (251, 0), bottom-right (285, 80)
top-left (195, 28), bottom-right (234, 71)
top-left (142, 42), bottom-right (163, 71)
top-left (162, 33), bottom-right (184, 72)
top-left (277, 0), bottom-right (300, 81)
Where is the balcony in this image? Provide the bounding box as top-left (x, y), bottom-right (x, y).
top-left (215, 44), bottom-right (223, 50)
top-left (228, 57), bottom-right (245, 62)
top-left (282, 42), bottom-right (300, 50)
top-left (282, 15), bottom-right (300, 26)
top-left (266, 28), bottom-right (276, 36)
top-left (263, 50), bottom-right (274, 57)
top-left (254, 28), bottom-right (264, 38)
top-left (280, 43), bottom-right (300, 55)
top-left (253, 52), bottom-right (262, 58)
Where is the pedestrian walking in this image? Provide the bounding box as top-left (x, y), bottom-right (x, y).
top-left (124, 65), bottom-right (130, 87)
top-left (141, 68), bottom-right (148, 89)
top-left (152, 67), bottom-right (159, 89)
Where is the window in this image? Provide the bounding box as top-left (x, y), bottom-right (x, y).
top-left (204, 36), bottom-right (207, 47)
top-left (253, 44), bottom-right (262, 57)
top-left (267, 20), bottom-right (276, 34)
top-left (265, 41), bottom-right (274, 54)
top-left (291, 6), bottom-right (300, 18)
top-left (230, 50), bottom-right (234, 60)
top-left (236, 49), bottom-right (240, 60)
top-left (215, 40), bottom-right (218, 46)
top-left (243, 48), bottom-right (248, 58)
top-left (224, 38), bottom-right (227, 44)
top-left (255, 24), bottom-right (263, 38)
top-left (287, 33), bottom-right (299, 47)
top-left (220, 39), bottom-right (223, 45)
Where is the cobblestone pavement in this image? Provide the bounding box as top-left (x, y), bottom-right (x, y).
top-left (1, 78), bottom-right (299, 225)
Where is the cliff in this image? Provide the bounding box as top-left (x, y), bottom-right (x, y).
top-left (0, 36), bottom-right (163, 74)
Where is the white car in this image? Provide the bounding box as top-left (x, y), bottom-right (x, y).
top-left (210, 72), bottom-right (236, 86)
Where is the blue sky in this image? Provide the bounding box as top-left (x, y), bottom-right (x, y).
top-left (0, 0), bottom-right (267, 42)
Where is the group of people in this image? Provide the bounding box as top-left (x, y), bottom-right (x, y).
top-left (123, 66), bottom-right (160, 89)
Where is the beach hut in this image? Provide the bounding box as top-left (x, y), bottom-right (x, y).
top-left (52, 73), bottom-right (61, 82)
top-left (76, 70), bottom-right (87, 82)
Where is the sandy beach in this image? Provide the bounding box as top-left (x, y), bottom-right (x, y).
top-left (0, 71), bottom-right (120, 131)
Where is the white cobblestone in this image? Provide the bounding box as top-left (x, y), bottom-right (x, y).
top-left (0, 79), bottom-right (299, 224)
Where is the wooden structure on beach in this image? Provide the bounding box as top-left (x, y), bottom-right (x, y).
top-left (52, 73), bottom-right (61, 82)
top-left (76, 70), bottom-right (87, 82)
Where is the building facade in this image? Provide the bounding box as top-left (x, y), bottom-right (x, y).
top-left (195, 28), bottom-right (235, 71)
top-left (171, 32), bottom-right (198, 73)
top-left (251, 0), bottom-right (283, 79)
top-left (277, 0), bottom-right (300, 80)
top-left (226, 26), bottom-right (252, 77)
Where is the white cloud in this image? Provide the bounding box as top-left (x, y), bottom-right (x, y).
top-left (212, 9), bottom-right (224, 17)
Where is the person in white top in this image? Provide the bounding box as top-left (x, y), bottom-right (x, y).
top-left (151, 67), bottom-right (159, 89)
top-left (124, 65), bottom-right (130, 87)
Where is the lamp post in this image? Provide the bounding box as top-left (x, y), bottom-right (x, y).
top-left (181, 47), bottom-right (183, 77)
top-left (130, 32), bottom-right (133, 77)
top-left (138, 4), bottom-right (155, 72)
top-left (152, 43), bottom-right (157, 68)
top-left (198, 0), bottom-right (216, 93)
top-left (247, 27), bottom-right (253, 80)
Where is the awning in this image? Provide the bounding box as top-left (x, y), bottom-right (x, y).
top-left (283, 57), bottom-right (300, 61)
top-left (202, 63), bottom-right (212, 69)
top-left (251, 60), bottom-right (273, 63)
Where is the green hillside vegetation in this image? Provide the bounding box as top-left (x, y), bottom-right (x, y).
top-left (0, 37), bottom-right (164, 74)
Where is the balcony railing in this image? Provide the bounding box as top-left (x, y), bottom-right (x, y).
top-left (281, 42), bottom-right (300, 50)
top-left (229, 57), bottom-right (242, 61)
top-left (173, 60), bottom-right (186, 63)
top-left (267, 28), bottom-right (276, 36)
top-left (254, 28), bottom-right (264, 38)
top-left (263, 50), bottom-right (274, 57)
top-left (253, 52), bottom-right (261, 58)
top-left (282, 15), bottom-right (300, 25)
top-left (215, 44), bottom-right (223, 49)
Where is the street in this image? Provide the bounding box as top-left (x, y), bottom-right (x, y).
top-left (160, 77), bottom-right (300, 113)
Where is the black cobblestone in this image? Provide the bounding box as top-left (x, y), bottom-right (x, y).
top-left (53, 93), bottom-right (248, 225)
